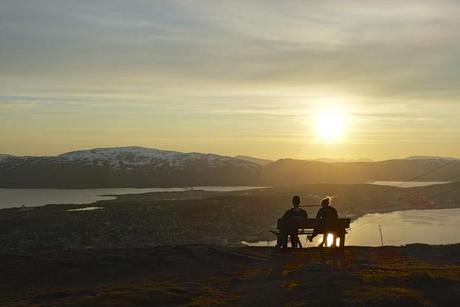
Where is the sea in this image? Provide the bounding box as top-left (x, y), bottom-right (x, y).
top-left (0, 186), bottom-right (262, 209)
top-left (242, 181), bottom-right (459, 247)
top-left (242, 207), bottom-right (460, 247)
top-left (0, 181), bottom-right (450, 209)
top-left (2, 181), bottom-right (458, 246)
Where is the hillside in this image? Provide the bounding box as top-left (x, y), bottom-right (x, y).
top-left (0, 147), bottom-right (460, 188)
top-left (0, 147), bottom-right (261, 188)
top-left (235, 155), bottom-right (274, 166)
top-left (261, 158), bottom-right (460, 186)
top-left (1, 244), bottom-right (459, 306)
top-left (2, 182), bottom-right (459, 305)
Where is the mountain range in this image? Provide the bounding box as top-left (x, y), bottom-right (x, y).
top-left (0, 146), bottom-right (459, 188)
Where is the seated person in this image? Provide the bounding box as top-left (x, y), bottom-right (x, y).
top-left (277, 195), bottom-right (308, 248)
top-left (307, 197), bottom-right (338, 246)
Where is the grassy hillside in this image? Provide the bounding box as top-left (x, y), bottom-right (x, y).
top-left (1, 244), bottom-right (459, 306)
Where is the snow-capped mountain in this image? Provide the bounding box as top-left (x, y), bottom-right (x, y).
top-left (2, 147), bottom-right (460, 188)
top-left (0, 147), bottom-right (262, 188)
top-left (57, 147), bottom-right (256, 169)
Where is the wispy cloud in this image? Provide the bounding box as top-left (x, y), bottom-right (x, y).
top-left (1, 0), bottom-right (460, 158)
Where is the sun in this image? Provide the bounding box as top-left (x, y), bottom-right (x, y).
top-left (315, 106), bottom-right (347, 142)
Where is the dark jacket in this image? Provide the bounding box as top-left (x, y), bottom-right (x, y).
top-left (315, 206), bottom-right (338, 221)
top-left (279, 208), bottom-right (308, 232)
top-left (315, 206), bottom-right (338, 230)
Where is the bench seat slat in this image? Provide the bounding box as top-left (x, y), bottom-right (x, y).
top-left (297, 218), bottom-right (350, 229)
top-left (271, 218), bottom-right (351, 235)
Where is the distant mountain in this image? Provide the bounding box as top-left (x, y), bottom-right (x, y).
top-left (0, 154), bottom-right (14, 161)
top-left (260, 158), bottom-right (460, 186)
top-left (234, 155), bottom-right (273, 166)
top-left (313, 158), bottom-right (374, 163)
top-left (405, 156), bottom-right (458, 161)
top-left (0, 147), bottom-right (261, 188)
top-left (1, 147), bottom-right (460, 188)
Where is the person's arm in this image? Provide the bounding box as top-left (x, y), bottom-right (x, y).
top-left (278, 210), bottom-right (290, 230)
top-left (281, 209), bottom-right (290, 220)
top-left (315, 208), bottom-right (323, 220)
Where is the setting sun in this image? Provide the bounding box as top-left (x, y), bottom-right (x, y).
top-left (315, 107), bottom-right (347, 142)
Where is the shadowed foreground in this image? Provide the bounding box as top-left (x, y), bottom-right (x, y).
top-left (1, 244), bottom-right (460, 306)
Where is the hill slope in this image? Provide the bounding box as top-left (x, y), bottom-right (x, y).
top-left (261, 158), bottom-right (460, 186)
top-left (1, 244), bottom-right (459, 306)
top-left (0, 147), bottom-right (261, 188)
top-left (1, 147), bottom-right (460, 188)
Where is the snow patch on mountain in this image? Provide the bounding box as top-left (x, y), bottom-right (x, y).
top-left (55, 146), bottom-right (259, 170)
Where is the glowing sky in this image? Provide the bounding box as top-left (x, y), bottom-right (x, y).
top-left (1, 1), bottom-right (460, 160)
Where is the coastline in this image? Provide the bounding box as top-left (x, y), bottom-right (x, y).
top-left (1, 182), bottom-right (460, 253)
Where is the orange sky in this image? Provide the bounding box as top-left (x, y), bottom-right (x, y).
top-left (1, 1), bottom-right (460, 160)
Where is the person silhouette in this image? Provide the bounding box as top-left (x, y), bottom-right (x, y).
top-left (277, 195), bottom-right (308, 248)
top-left (307, 197), bottom-right (338, 246)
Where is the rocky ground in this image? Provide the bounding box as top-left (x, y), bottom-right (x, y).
top-left (1, 244), bottom-right (460, 306)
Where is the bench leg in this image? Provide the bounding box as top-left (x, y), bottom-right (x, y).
top-left (295, 235), bottom-right (302, 248)
top-left (319, 234), bottom-right (327, 247)
top-left (276, 233), bottom-right (287, 248)
top-left (290, 234), bottom-right (302, 248)
top-left (338, 232), bottom-right (346, 268)
top-left (339, 232), bottom-right (345, 248)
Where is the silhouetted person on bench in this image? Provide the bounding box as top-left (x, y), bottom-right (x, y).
top-left (277, 195), bottom-right (308, 248)
top-left (308, 197), bottom-right (338, 247)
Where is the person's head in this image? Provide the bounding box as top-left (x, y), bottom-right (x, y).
top-left (321, 197), bottom-right (331, 207)
top-left (292, 195), bottom-right (301, 207)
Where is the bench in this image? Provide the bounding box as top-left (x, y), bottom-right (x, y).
top-left (270, 218), bottom-right (351, 248)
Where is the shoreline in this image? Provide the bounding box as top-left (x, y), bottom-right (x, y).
top-left (0, 180), bottom-right (454, 211)
top-left (1, 183), bottom-right (459, 253)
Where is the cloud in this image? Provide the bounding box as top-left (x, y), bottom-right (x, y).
top-left (1, 0), bottom-right (460, 158)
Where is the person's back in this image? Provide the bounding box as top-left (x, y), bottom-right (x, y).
top-left (277, 196), bottom-right (308, 248)
top-left (316, 205), bottom-right (338, 221)
top-left (283, 207), bottom-right (308, 230)
top-left (307, 196), bottom-right (338, 244)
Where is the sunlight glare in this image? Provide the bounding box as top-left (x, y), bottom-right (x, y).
top-left (315, 106), bottom-right (347, 142)
top-left (326, 233), bottom-right (340, 247)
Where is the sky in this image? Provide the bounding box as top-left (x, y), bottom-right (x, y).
top-left (1, 0), bottom-right (460, 160)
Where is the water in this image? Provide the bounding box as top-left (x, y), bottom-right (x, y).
top-left (0, 186), bottom-right (262, 209)
top-left (67, 207), bottom-right (104, 212)
top-left (1, 182), bottom-right (448, 209)
top-left (369, 181), bottom-right (451, 188)
top-left (242, 208), bottom-right (460, 247)
top-left (346, 208), bottom-right (460, 246)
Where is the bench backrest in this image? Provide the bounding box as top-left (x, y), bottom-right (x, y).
top-left (298, 218), bottom-right (351, 229)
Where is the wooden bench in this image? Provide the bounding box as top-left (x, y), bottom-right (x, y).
top-left (270, 218), bottom-right (351, 248)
